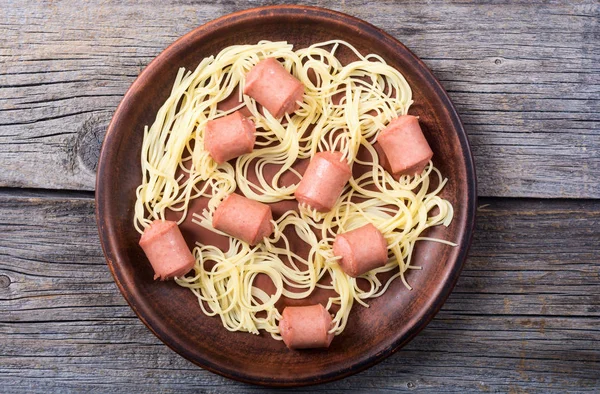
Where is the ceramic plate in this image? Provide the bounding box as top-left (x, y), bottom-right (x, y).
top-left (96, 5), bottom-right (477, 387)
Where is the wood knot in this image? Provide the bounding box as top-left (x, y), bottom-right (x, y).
top-left (407, 381), bottom-right (416, 389)
top-left (75, 116), bottom-right (108, 172)
top-left (495, 58), bottom-right (502, 65)
top-left (0, 274), bottom-right (11, 288)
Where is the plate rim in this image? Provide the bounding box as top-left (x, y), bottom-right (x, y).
top-left (96, 4), bottom-right (477, 387)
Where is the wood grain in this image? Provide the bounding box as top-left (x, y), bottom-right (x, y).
top-left (0, 0), bottom-right (598, 197)
top-left (0, 191), bottom-right (598, 392)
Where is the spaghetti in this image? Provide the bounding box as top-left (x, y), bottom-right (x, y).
top-left (133, 40), bottom-right (454, 341)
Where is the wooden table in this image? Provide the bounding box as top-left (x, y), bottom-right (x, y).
top-left (1, 1), bottom-right (598, 392)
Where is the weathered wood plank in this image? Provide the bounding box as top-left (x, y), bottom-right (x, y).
top-left (0, 1), bottom-right (598, 197)
top-left (0, 191), bottom-right (598, 392)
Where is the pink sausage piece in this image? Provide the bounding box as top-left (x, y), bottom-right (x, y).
top-left (333, 223), bottom-right (388, 278)
top-left (204, 110), bottom-right (256, 164)
top-left (139, 220), bottom-right (195, 281)
top-left (377, 115), bottom-right (433, 177)
top-left (373, 142), bottom-right (399, 180)
top-left (212, 193), bottom-right (273, 245)
top-left (279, 304), bottom-right (335, 349)
top-left (243, 58), bottom-right (305, 118)
top-left (294, 151), bottom-right (352, 212)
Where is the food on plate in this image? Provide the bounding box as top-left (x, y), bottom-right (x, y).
top-left (279, 304), bottom-right (335, 349)
top-left (212, 193), bottom-right (273, 245)
top-left (204, 110), bottom-right (256, 164)
top-left (139, 220), bottom-right (195, 280)
top-left (294, 151), bottom-right (352, 212)
top-left (244, 57), bottom-right (305, 118)
top-left (333, 223), bottom-right (388, 278)
top-left (133, 40), bottom-right (455, 349)
top-left (376, 115), bottom-right (433, 177)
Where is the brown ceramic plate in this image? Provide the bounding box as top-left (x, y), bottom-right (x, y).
top-left (96, 5), bottom-right (476, 387)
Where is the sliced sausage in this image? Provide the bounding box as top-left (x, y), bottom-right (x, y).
top-left (243, 58), bottom-right (305, 118)
top-left (139, 220), bottom-right (195, 281)
top-left (294, 151), bottom-right (352, 212)
top-left (212, 193), bottom-right (273, 245)
top-left (333, 223), bottom-right (388, 278)
top-left (204, 110), bottom-right (256, 164)
top-left (279, 304), bottom-right (335, 349)
top-left (376, 115), bottom-right (433, 176)
top-left (373, 141), bottom-right (398, 180)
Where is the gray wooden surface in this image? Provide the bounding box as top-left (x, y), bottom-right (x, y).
top-left (0, 0), bottom-right (599, 392)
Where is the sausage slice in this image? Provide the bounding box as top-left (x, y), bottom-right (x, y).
top-left (204, 110), bottom-right (256, 164)
top-left (279, 304), bottom-right (335, 349)
top-left (333, 223), bottom-right (388, 277)
top-left (294, 151), bottom-right (352, 212)
top-left (377, 115), bottom-right (433, 177)
top-left (212, 193), bottom-right (273, 245)
top-left (244, 58), bottom-right (305, 118)
top-left (139, 220), bottom-right (195, 281)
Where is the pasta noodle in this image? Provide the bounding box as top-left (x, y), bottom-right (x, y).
top-left (133, 40), bottom-right (454, 341)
